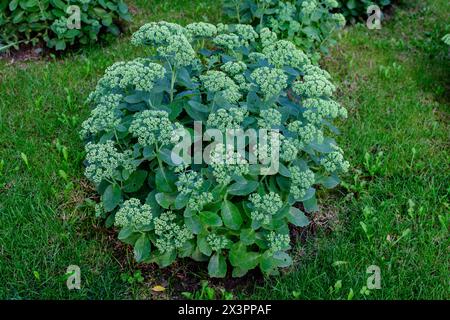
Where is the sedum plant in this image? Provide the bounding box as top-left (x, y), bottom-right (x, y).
top-left (81, 21), bottom-right (349, 277)
top-left (223, 0), bottom-right (346, 61)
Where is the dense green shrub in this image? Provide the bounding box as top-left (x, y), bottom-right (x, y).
top-left (0, 0), bottom-right (131, 51)
top-left (81, 21), bottom-right (349, 277)
top-left (223, 0), bottom-right (346, 61)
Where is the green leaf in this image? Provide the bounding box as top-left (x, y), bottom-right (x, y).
top-left (174, 193), bottom-right (189, 210)
top-left (197, 234), bottom-right (212, 256)
top-left (157, 249), bottom-right (177, 267)
top-left (178, 240), bottom-right (195, 258)
top-left (51, 0), bottom-right (66, 10)
top-left (273, 251), bottom-right (292, 268)
top-left (102, 184), bottom-right (122, 212)
top-left (347, 0), bottom-right (357, 10)
top-left (208, 253), bottom-right (227, 278)
top-left (155, 168), bottom-right (176, 193)
top-left (9, 0), bottom-right (19, 11)
top-left (240, 228), bottom-right (256, 245)
top-left (221, 200), bottom-right (243, 230)
top-left (118, 226), bottom-right (133, 240)
top-left (118, 2), bottom-right (128, 14)
top-left (123, 170), bottom-right (147, 193)
top-left (319, 175), bottom-right (340, 189)
top-left (199, 211), bottom-right (223, 227)
top-left (303, 195), bottom-right (319, 213)
top-left (159, 148), bottom-right (184, 166)
top-left (134, 234), bottom-right (150, 262)
top-left (185, 215), bottom-right (202, 234)
top-left (229, 243), bottom-right (260, 270)
top-left (287, 207), bottom-right (310, 227)
top-left (55, 39), bottom-right (66, 51)
top-left (227, 180), bottom-right (259, 196)
top-left (155, 192), bottom-right (175, 209)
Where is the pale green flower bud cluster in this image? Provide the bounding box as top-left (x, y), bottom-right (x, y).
top-left (131, 21), bottom-right (185, 46)
top-left (154, 211), bottom-right (193, 253)
top-left (229, 24), bottom-right (259, 45)
top-left (200, 71), bottom-right (242, 103)
top-left (185, 22), bottom-right (217, 39)
top-left (156, 34), bottom-right (196, 68)
top-left (115, 198), bottom-right (153, 228)
top-left (51, 17), bottom-right (68, 35)
top-left (220, 61), bottom-right (247, 76)
top-left (129, 110), bottom-right (180, 147)
top-left (206, 233), bottom-right (231, 251)
top-left (131, 22), bottom-right (196, 68)
top-left (258, 108), bottom-right (282, 129)
top-left (80, 104), bottom-right (121, 138)
top-left (289, 167), bottom-right (315, 199)
top-left (293, 72), bottom-right (336, 98)
top-left (233, 74), bottom-right (251, 91)
top-left (301, 0), bottom-right (317, 15)
top-left (303, 64), bottom-right (331, 80)
top-left (84, 141), bottom-right (136, 184)
top-left (251, 67), bottom-right (288, 100)
top-left (176, 171), bottom-right (204, 195)
top-left (260, 27), bottom-right (277, 48)
top-left (303, 98), bottom-right (347, 124)
top-left (280, 138), bottom-right (298, 162)
top-left (251, 131), bottom-right (282, 164)
top-left (267, 231), bottom-right (290, 253)
top-left (213, 33), bottom-right (243, 52)
top-left (210, 143), bottom-right (249, 185)
top-left (187, 192), bottom-right (214, 212)
top-left (176, 171), bottom-right (213, 211)
top-left (249, 192), bottom-right (283, 224)
top-left (86, 88), bottom-right (123, 106)
top-left (206, 107), bottom-right (248, 131)
top-left (262, 40), bottom-right (310, 69)
top-left (320, 145), bottom-right (350, 173)
top-left (97, 60), bottom-right (166, 92)
top-left (288, 121), bottom-right (324, 146)
top-left (332, 13), bottom-right (346, 28)
top-left (278, 1), bottom-right (296, 21)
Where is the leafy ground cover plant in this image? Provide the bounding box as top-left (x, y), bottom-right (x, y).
top-left (223, 0), bottom-right (346, 61)
top-left (81, 21), bottom-right (349, 277)
top-left (0, 0), bottom-right (131, 52)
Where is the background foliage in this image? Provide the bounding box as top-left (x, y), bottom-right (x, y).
top-left (223, 0), bottom-right (347, 60)
top-left (0, 0), bottom-right (131, 51)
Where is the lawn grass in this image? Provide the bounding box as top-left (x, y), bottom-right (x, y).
top-left (0, 0), bottom-right (448, 300)
top-left (0, 0), bottom-right (222, 299)
top-left (249, 0), bottom-right (449, 300)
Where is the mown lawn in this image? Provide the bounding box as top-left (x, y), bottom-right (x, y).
top-left (0, 0), bottom-right (448, 300)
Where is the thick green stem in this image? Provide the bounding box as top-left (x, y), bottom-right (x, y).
top-left (170, 69), bottom-right (177, 103)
